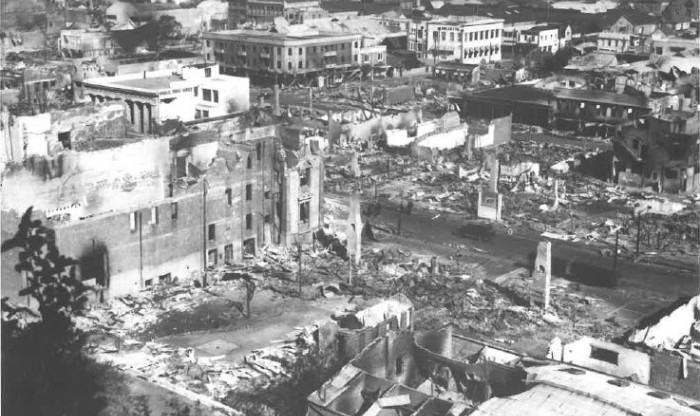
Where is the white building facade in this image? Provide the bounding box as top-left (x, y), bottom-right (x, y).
top-left (517, 24), bottom-right (560, 54)
top-left (408, 16), bottom-right (505, 65)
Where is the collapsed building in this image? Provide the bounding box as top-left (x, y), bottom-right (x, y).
top-left (454, 85), bottom-right (652, 136)
top-left (309, 323), bottom-right (700, 416)
top-left (615, 108), bottom-right (700, 193)
top-left (1, 123), bottom-right (324, 298)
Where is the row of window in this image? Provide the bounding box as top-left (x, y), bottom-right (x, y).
top-left (234, 54), bottom-right (360, 70)
top-left (434, 28), bottom-right (502, 43)
top-left (210, 41), bottom-right (360, 56)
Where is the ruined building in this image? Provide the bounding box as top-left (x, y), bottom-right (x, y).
top-left (1, 124), bottom-right (324, 298)
top-left (615, 109), bottom-right (700, 193)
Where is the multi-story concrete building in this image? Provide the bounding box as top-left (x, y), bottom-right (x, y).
top-left (1, 124), bottom-right (324, 298)
top-left (408, 16), bottom-right (505, 65)
top-left (81, 63), bottom-right (250, 134)
top-left (59, 29), bottom-right (121, 58)
top-left (228, 0), bottom-right (321, 26)
top-left (202, 29), bottom-right (371, 85)
top-left (515, 24), bottom-right (560, 54)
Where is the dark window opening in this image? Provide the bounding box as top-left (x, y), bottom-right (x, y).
top-left (208, 223), bottom-right (216, 241)
top-left (203, 89), bottom-right (212, 101)
top-left (205, 67), bottom-right (212, 77)
top-left (264, 214), bottom-right (270, 223)
top-left (246, 184), bottom-right (252, 200)
top-left (396, 356), bottom-right (404, 375)
top-left (58, 131), bottom-right (71, 149)
top-left (144, 278), bottom-right (153, 287)
top-left (247, 155), bottom-right (253, 169)
top-left (202, 110), bottom-right (209, 118)
top-left (213, 90), bottom-right (219, 103)
top-left (171, 202), bottom-right (178, 220)
top-left (225, 188), bottom-right (232, 205)
top-left (256, 143), bottom-right (262, 160)
top-left (159, 273), bottom-right (171, 284)
top-left (176, 156), bottom-right (188, 178)
top-left (590, 346), bottom-right (619, 365)
top-left (300, 201), bottom-right (310, 224)
top-left (264, 190), bottom-right (270, 199)
top-left (246, 214), bottom-right (253, 230)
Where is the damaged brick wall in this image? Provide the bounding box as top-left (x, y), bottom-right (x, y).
top-left (649, 352), bottom-right (700, 400)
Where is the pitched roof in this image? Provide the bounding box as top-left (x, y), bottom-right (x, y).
top-left (615, 10), bottom-right (659, 26)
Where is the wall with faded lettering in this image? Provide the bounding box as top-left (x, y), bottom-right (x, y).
top-left (1, 138), bottom-right (170, 219)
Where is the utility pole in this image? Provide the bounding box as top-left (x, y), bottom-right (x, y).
top-left (635, 211), bottom-right (642, 258)
top-left (612, 230), bottom-right (619, 287)
top-left (297, 242), bottom-right (303, 298)
top-left (202, 178), bottom-right (208, 286)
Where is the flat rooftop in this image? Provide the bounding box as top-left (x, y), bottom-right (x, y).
top-left (464, 85), bottom-right (555, 107)
top-left (110, 75), bottom-right (183, 91)
top-left (204, 29), bottom-right (360, 41)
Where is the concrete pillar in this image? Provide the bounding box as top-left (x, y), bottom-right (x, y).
top-left (532, 241), bottom-right (552, 309)
top-left (273, 84), bottom-right (280, 116)
top-left (490, 158), bottom-right (499, 193)
top-left (125, 100), bottom-right (134, 125)
top-left (134, 101), bottom-right (143, 133)
top-left (143, 103), bottom-right (152, 134)
top-left (308, 88), bottom-right (313, 111)
top-left (552, 180), bottom-right (559, 210)
top-left (346, 194), bottom-right (362, 265)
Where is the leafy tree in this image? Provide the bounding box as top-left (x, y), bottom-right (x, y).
top-left (1, 207), bottom-right (152, 416)
top-left (157, 15), bottom-right (183, 42)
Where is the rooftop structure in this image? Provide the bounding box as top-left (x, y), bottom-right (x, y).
top-left (81, 63), bottom-right (250, 133)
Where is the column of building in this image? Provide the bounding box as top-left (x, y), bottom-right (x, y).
top-left (121, 99), bottom-right (153, 134)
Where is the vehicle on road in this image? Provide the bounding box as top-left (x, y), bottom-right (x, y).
top-left (454, 220), bottom-right (497, 242)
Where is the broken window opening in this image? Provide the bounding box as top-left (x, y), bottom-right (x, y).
top-left (224, 244), bottom-right (233, 263)
top-left (208, 223), bottom-right (216, 241)
top-left (171, 202), bottom-right (178, 220)
top-left (299, 167), bottom-right (311, 187)
top-left (243, 238), bottom-right (256, 257)
top-left (225, 188), bottom-right (232, 206)
top-left (247, 155), bottom-right (253, 169)
top-left (299, 201), bottom-right (310, 224)
top-left (207, 249), bottom-right (218, 266)
top-left (246, 214), bottom-right (253, 230)
top-left (246, 184), bottom-right (252, 201)
top-left (159, 273), bottom-right (171, 284)
top-left (58, 131), bottom-right (71, 149)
